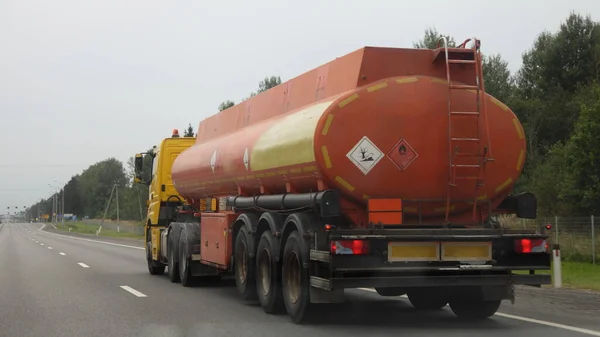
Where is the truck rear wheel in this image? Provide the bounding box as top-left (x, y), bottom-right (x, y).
top-left (146, 241), bottom-right (165, 275)
top-left (234, 226), bottom-right (257, 300)
top-left (281, 230), bottom-right (310, 324)
top-left (408, 288), bottom-right (448, 310)
top-left (167, 242), bottom-right (180, 283)
top-left (256, 230), bottom-right (285, 314)
top-left (449, 298), bottom-right (501, 320)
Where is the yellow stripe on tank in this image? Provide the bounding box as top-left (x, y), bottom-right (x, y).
top-left (250, 100), bottom-right (334, 171)
top-left (490, 96), bottom-right (509, 112)
top-left (513, 118), bottom-right (524, 140)
top-left (321, 114), bottom-right (334, 136)
top-left (495, 178), bottom-right (513, 193)
top-left (335, 176), bottom-right (355, 192)
top-left (338, 93), bottom-right (358, 108)
top-left (367, 82), bottom-right (388, 92)
top-left (396, 77), bottom-right (418, 84)
top-left (321, 146), bottom-right (332, 169)
top-left (516, 150), bottom-right (524, 171)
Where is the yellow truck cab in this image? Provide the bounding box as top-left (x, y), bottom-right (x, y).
top-left (134, 129), bottom-right (196, 275)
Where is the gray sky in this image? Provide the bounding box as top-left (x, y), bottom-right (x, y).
top-left (1, 0), bottom-right (599, 213)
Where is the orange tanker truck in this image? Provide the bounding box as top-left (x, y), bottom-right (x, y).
top-left (134, 37), bottom-right (551, 324)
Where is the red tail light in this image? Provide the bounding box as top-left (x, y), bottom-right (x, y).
top-left (330, 240), bottom-right (370, 255)
top-left (514, 239), bottom-right (548, 253)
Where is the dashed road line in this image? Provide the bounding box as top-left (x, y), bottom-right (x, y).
top-left (40, 243), bottom-right (44, 246)
top-left (59, 252), bottom-right (66, 256)
top-left (120, 286), bottom-right (147, 298)
top-left (77, 263), bottom-right (90, 268)
top-left (37, 228), bottom-right (144, 250)
top-left (47, 247), bottom-right (53, 250)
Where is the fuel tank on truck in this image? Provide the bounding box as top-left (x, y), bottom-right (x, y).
top-left (172, 46), bottom-right (526, 224)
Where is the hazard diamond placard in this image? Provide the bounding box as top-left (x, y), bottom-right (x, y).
top-left (387, 139), bottom-right (418, 171)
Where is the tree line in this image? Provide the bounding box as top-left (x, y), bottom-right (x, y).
top-left (28, 11), bottom-right (600, 220)
top-left (27, 77), bottom-right (282, 221)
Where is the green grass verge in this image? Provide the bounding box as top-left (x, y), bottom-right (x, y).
top-left (56, 221), bottom-right (144, 240)
top-left (515, 261), bottom-right (600, 292)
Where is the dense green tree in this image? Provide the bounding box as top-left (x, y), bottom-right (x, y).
top-left (218, 100), bottom-right (235, 111)
top-left (184, 123), bottom-right (195, 137)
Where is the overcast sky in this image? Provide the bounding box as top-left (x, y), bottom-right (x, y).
top-left (1, 0), bottom-right (599, 214)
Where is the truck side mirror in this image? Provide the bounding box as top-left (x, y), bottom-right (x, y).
top-left (134, 154), bottom-right (144, 183)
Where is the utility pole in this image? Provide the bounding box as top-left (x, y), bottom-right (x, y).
top-left (116, 183), bottom-right (120, 233)
top-left (61, 188), bottom-right (65, 227)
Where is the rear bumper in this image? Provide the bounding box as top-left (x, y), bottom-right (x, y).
top-left (310, 227), bottom-right (552, 291)
top-left (310, 274), bottom-right (551, 290)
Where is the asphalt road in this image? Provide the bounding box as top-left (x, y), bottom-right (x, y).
top-left (1, 222), bottom-right (600, 337)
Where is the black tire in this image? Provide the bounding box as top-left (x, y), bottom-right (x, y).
top-left (167, 240), bottom-right (180, 283)
top-left (256, 230), bottom-right (285, 314)
top-left (234, 226), bottom-right (257, 301)
top-left (449, 299), bottom-right (501, 320)
top-left (375, 287), bottom-right (406, 297)
top-left (179, 231), bottom-right (193, 287)
top-left (408, 289), bottom-right (448, 310)
top-left (281, 231), bottom-right (311, 324)
top-left (147, 241), bottom-right (165, 275)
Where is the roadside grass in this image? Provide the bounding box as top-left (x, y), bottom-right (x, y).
top-left (56, 221), bottom-right (144, 240)
top-left (53, 218), bottom-right (600, 291)
top-left (514, 261), bottom-right (600, 292)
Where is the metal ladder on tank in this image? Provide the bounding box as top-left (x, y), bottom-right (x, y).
top-left (435, 37), bottom-right (494, 223)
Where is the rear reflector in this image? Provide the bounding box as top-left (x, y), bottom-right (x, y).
top-left (514, 238), bottom-right (548, 253)
top-left (331, 240), bottom-right (370, 255)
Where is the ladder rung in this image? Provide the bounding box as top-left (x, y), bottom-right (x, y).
top-left (451, 111), bottom-right (480, 116)
top-left (451, 137), bottom-right (480, 142)
top-left (448, 59), bottom-right (477, 64)
top-left (450, 84), bottom-right (479, 90)
top-left (455, 176), bottom-right (481, 181)
top-left (452, 164), bottom-right (480, 168)
top-left (455, 153), bottom-right (482, 158)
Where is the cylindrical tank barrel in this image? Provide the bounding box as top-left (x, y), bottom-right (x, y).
top-left (172, 75), bottom-right (525, 222)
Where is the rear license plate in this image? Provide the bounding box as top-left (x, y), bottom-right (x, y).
top-left (387, 242), bottom-right (439, 262)
top-left (441, 242), bottom-right (492, 261)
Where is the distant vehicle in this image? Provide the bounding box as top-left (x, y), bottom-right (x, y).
top-left (134, 37), bottom-right (551, 324)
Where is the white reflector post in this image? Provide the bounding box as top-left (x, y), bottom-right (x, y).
top-left (552, 244), bottom-right (562, 288)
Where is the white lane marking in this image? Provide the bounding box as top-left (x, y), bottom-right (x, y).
top-left (496, 313), bottom-right (600, 336)
top-left (47, 247), bottom-right (53, 250)
top-left (40, 224), bottom-right (46, 230)
top-left (40, 243), bottom-right (44, 246)
top-left (59, 252), bottom-right (66, 256)
top-left (52, 225), bottom-right (57, 229)
top-left (35, 240), bottom-right (39, 243)
top-left (120, 286), bottom-right (147, 298)
top-left (77, 263), bottom-right (90, 268)
top-left (358, 288), bottom-right (600, 336)
top-left (37, 228), bottom-right (144, 250)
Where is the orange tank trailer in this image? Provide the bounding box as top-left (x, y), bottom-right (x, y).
top-left (172, 44), bottom-right (525, 226)
top-left (144, 39), bottom-right (551, 324)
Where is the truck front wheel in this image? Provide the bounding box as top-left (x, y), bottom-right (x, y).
top-left (256, 230), bottom-right (285, 314)
top-left (281, 230), bottom-right (310, 324)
